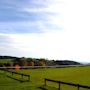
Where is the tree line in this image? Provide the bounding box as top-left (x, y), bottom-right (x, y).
top-left (0, 56), bottom-right (81, 67)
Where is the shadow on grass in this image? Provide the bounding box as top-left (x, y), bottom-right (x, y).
top-left (38, 85), bottom-right (58, 90)
top-left (6, 75), bottom-right (29, 83)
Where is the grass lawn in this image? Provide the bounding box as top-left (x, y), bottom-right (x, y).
top-left (0, 66), bottom-right (90, 90)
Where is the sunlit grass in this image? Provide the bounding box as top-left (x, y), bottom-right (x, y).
top-left (0, 66), bottom-right (90, 90)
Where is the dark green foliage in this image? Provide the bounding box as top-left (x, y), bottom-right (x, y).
top-left (55, 60), bottom-right (81, 65)
top-left (0, 55), bottom-right (17, 59)
top-left (0, 55), bottom-right (82, 67)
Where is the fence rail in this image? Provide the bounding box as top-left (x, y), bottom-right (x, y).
top-left (0, 65), bottom-right (90, 69)
top-left (45, 78), bottom-right (90, 90)
top-left (0, 69), bottom-right (30, 82)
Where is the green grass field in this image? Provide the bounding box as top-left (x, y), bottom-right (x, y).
top-left (0, 66), bottom-right (90, 90)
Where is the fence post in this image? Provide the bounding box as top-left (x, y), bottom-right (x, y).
top-left (21, 74), bottom-right (23, 79)
top-left (77, 84), bottom-right (79, 90)
top-left (28, 75), bottom-right (30, 81)
top-left (59, 81), bottom-right (61, 90)
top-left (12, 72), bottom-right (13, 76)
top-left (45, 79), bottom-right (46, 86)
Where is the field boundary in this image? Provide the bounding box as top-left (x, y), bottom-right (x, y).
top-left (0, 65), bottom-right (90, 69)
top-left (0, 69), bottom-right (30, 82)
top-left (44, 78), bottom-right (90, 90)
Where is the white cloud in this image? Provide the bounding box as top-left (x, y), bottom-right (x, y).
top-left (1, 0), bottom-right (90, 62)
top-left (2, 26), bottom-right (90, 62)
top-left (23, 2), bottom-right (64, 13)
top-left (22, 0), bottom-right (64, 28)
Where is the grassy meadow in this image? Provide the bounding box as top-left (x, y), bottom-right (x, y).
top-left (0, 66), bottom-right (90, 90)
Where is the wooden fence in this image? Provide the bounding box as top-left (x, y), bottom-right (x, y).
top-left (45, 78), bottom-right (90, 90)
top-left (0, 69), bottom-right (30, 82)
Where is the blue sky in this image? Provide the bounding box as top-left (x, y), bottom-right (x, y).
top-left (0, 0), bottom-right (90, 62)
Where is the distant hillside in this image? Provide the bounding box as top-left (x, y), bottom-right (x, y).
top-left (0, 56), bottom-right (17, 59)
top-left (0, 56), bottom-right (81, 66)
top-left (55, 60), bottom-right (81, 65)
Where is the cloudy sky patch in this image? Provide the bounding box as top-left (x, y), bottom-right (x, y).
top-left (0, 0), bottom-right (90, 62)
